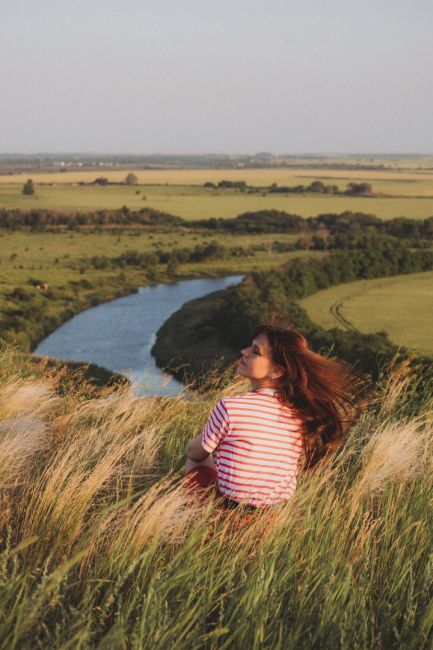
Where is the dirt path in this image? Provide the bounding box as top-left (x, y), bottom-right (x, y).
top-left (329, 297), bottom-right (357, 331)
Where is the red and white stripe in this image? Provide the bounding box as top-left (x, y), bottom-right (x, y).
top-left (200, 388), bottom-right (304, 507)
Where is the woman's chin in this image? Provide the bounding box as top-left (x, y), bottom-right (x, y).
top-left (236, 364), bottom-right (248, 377)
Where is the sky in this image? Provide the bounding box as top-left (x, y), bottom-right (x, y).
top-left (1, 0), bottom-right (432, 154)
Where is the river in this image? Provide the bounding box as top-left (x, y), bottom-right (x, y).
top-left (34, 275), bottom-right (243, 396)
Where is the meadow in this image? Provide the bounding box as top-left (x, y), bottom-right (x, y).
top-left (1, 165), bottom-right (433, 219)
top-left (0, 229), bottom-right (305, 297)
top-left (0, 228), bottom-right (318, 352)
top-left (0, 349), bottom-right (431, 649)
top-left (0, 229), bottom-right (300, 268)
top-left (299, 271), bottom-right (433, 356)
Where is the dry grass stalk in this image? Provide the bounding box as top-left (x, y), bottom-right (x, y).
top-left (0, 380), bottom-right (60, 420)
top-left (378, 357), bottom-right (417, 419)
top-left (349, 414), bottom-right (431, 525)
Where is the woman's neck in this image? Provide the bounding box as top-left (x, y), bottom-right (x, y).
top-left (250, 379), bottom-right (278, 391)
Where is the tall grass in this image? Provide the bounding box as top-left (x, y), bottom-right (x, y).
top-left (0, 350), bottom-right (431, 649)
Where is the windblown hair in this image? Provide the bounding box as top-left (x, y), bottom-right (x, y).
top-left (251, 325), bottom-right (364, 469)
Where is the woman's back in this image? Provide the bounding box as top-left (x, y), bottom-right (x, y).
top-left (185, 325), bottom-right (359, 509)
top-left (201, 387), bottom-right (304, 507)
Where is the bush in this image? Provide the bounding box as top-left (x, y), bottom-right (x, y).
top-left (22, 179), bottom-right (35, 195)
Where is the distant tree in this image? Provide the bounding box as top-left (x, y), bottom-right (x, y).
top-left (124, 173), bottom-right (138, 186)
top-left (346, 182), bottom-right (373, 195)
top-left (166, 257), bottom-right (179, 275)
top-left (22, 179), bottom-right (35, 195)
top-left (307, 181), bottom-right (326, 193)
top-left (93, 177), bottom-right (109, 186)
top-left (324, 184), bottom-right (339, 194)
top-left (218, 180), bottom-right (247, 190)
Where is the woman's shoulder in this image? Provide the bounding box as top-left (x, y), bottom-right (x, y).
top-left (212, 391), bottom-right (254, 412)
top-left (220, 389), bottom-right (284, 409)
top-left (220, 390), bottom-right (301, 419)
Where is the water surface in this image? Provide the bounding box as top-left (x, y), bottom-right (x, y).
top-left (34, 275), bottom-right (243, 396)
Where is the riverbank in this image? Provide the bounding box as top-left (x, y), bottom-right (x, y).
top-left (151, 287), bottom-right (240, 385)
top-left (151, 249), bottom-right (433, 399)
top-left (35, 275), bottom-right (243, 396)
top-left (30, 353), bottom-right (130, 387)
top-left (2, 211), bottom-right (431, 389)
top-left (0, 226), bottom-right (315, 357)
top-left (1, 241), bottom-right (250, 390)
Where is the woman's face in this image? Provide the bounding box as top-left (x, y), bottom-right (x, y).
top-left (237, 332), bottom-right (282, 383)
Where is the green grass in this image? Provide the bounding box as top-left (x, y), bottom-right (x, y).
top-left (0, 229), bottom-right (318, 352)
top-left (0, 350), bottom-right (431, 648)
top-left (0, 229), bottom-right (302, 289)
top-left (299, 271), bottom-right (433, 355)
top-left (1, 179), bottom-right (433, 219)
top-left (0, 229), bottom-right (298, 266)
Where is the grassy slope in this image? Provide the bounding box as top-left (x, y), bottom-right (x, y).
top-left (299, 271), bottom-right (433, 356)
top-left (0, 351), bottom-right (431, 649)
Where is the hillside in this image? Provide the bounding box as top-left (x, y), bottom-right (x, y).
top-left (0, 348), bottom-right (431, 648)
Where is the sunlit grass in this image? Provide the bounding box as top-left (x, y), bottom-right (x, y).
top-left (2, 157), bottom-right (433, 221)
top-left (2, 162), bottom-right (433, 185)
top-left (1, 181), bottom-right (433, 219)
top-left (0, 349), bottom-right (431, 648)
top-left (299, 271), bottom-right (433, 356)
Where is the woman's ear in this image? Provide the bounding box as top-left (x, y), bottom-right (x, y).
top-left (270, 365), bottom-right (285, 380)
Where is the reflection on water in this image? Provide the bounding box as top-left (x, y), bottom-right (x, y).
top-left (34, 275), bottom-right (243, 396)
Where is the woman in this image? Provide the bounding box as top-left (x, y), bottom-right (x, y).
top-left (184, 324), bottom-right (359, 510)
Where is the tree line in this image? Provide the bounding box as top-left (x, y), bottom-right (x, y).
top-left (0, 207), bottom-right (182, 230)
top-left (203, 179), bottom-right (374, 195)
top-left (2, 208), bottom-right (433, 243)
top-left (189, 209), bottom-right (433, 240)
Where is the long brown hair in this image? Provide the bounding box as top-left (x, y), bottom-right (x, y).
top-left (251, 325), bottom-right (363, 469)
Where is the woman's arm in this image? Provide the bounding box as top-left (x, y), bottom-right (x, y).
top-left (185, 398), bottom-right (229, 464)
top-left (185, 435), bottom-right (210, 462)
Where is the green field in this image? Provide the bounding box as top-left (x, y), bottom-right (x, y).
top-left (0, 229), bottom-right (301, 275)
top-left (300, 271), bottom-right (433, 355)
top-left (3, 164), bottom-right (433, 186)
top-left (1, 164), bottom-right (433, 219)
top-left (0, 228), bottom-right (320, 351)
top-left (2, 182), bottom-right (433, 220)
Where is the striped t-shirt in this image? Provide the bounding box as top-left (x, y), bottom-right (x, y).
top-left (200, 387), bottom-right (304, 507)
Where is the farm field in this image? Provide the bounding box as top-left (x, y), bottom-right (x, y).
top-left (1, 182), bottom-right (433, 220)
top-left (1, 164), bottom-right (433, 219)
top-left (3, 165), bottom-right (433, 185)
top-left (300, 271), bottom-right (433, 355)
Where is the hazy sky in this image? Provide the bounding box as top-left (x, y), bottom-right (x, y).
top-left (1, 0), bottom-right (432, 154)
